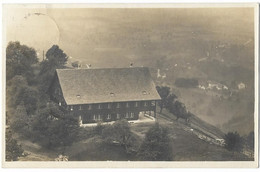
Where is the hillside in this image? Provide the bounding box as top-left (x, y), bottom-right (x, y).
top-left (16, 110), bottom-right (252, 161)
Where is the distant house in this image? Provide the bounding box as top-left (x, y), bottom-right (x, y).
top-left (49, 67), bottom-right (161, 124)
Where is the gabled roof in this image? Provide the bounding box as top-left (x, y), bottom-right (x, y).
top-left (56, 67), bottom-right (161, 105)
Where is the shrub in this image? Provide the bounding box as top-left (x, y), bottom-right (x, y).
top-left (224, 132), bottom-right (244, 152)
top-left (138, 123), bottom-right (173, 161)
top-left (6, 129), bottom-right (24, 161)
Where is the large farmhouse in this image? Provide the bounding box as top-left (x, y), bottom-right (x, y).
top-left (49, 67), bottom-right (161, 124)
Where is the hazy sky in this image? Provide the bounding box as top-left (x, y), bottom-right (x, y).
top-left (4, 5), bottom-right (254, 67)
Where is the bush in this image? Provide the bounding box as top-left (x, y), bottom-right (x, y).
top-left (6, 129), bottom-right (24, 161)
top-left (224, 132), bottom-right (244, 152)
top-left (30, 105), bottom-right (79, 149)
top-left (101, 120), bottom-right (138, 153)
top-left (138, 123), bottom-right (173, 161)
top-left (94, 122), bottom-right (105, 135)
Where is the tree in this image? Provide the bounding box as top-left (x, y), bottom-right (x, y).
top-left (45, 45), bottom-right (68, 67)
top-left (9, 103), bottom-right (30, 136)
top-left (166, 97), bottom-right (191, 122)
top-left (156, 86), bottom-right (171, 113)
top-left (45, 117), bottom-right (79, 148)
top-left (138, 123), bottom-right (173, 161)
top-left (38, 45), bottom-right (68, 92)
top-left (6, 75), bottom-right (39, 116)
top-left (165, 93), bottom-right (178, 109)
top-left (6, 41), bottom-right (38, 83)
top-left (6, 75), bottom-right (28, 108)
top-left (224, 132), bottom-right (244, 153)
top-left (101, 120), bottom-right (137, 153)
top-left (246, 131), bottom-right (254, 150)
top-left (28, 100), bottom-right (79, 149)
top-left (6, 129), bottom-right (24, 161)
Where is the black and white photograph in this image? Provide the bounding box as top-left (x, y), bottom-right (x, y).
top-left (2, 3), bottom-right (258, 168)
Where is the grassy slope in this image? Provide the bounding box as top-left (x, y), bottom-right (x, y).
top-left (17, 115), bottom-right (249, 161)
top-left (154, 114), bottom-right (250, 161)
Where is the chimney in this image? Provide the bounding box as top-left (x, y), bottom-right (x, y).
top-left (130, 63), bottom-right (133, 67)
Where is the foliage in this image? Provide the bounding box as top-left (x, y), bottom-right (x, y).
top-left (9, 103), bottom-right (31, 136)
top-left (6, 41), bottom-right (38, 83)
top-left (94, 122), bottom-right (105, 135)
top-left (101, 120), bottom-right (137, 153)
top-left (27, 101), bottom-right (79, 149)
top-left (224, 132), bottom-right (244, 152)
top-left (164, 93), bottom-right (178, 109)
top-left (31, 109), bottom-right (79, 148)
top-left (156, 86), bottom-right (171, 113)
top-left (6, 42), bottom-right (79, 151)
top-left (6, 75), bottom-right (39, 116)
top-left (38, 45), bottom-right (68, 92)
top-left (165, 95), bottom-right (191, 122)
top-left (138, 123), bottom-right (173, 161)
top-left (246, 131), bottom-right (254, 150)
top-left (156, 85), bottom-right (191, 122)
top-left (6, 129), bottom-right (24, 161)
top-left (45, 45), bottom-right (68, 66)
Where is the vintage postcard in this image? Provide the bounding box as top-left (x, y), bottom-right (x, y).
top-left (2, 3), bottom-right (259, 168)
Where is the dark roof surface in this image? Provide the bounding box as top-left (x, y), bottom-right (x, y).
top-left (56, 67), bottom-right (161, 105)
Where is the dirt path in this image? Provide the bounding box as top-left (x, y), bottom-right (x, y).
top-left (158, 112), bottom-right (224, 146)
top-left (15, 137), bottom-right (57, 161)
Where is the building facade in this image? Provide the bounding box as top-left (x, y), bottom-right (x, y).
top-left (49, 67), bottom-right (161, 124)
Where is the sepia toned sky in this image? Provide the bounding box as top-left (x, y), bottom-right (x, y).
top-left (4, 5), bottom-right (254, 66)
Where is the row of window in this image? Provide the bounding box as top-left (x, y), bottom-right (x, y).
top-left (92, 113), bottom-right (135, 120)
top-left (67, 101), bottom-right (156, 111)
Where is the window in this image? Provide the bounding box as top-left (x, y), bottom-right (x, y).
top-left (126, 102), bottom-right (129, 108)
top-left (88, 105), bottom-right (92, 110)
top-left (79, 105), bottom-right (82, 110)
top-left (93, 114), bottom-right (101, 121)
top-left (110, 93), bottom-right (115, 97)
top-left (98, 104), bottom-right (102, 109)
top-left (117, 113), bottom-right (120, 119)
top-left (108, 103), bottom-right (111, 109)
top-left (151, 101), bottom-right (155, 106)
top-left (135, 102), bottom-right (138, 107)
top-left (59, 102), bottom-right (61, 106)
top-left (144, 102), bottom-right (148, 107)
top-left (116, 103), bottom-right (120, 108)
top-left (71, 106), bottom-right (73, 111)
top-left (130, 112), bottom-right (134, 118)
top-left (107, 114), bottom-right (111, 119)
top-left (125, 112), bottom-right (129, 118)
